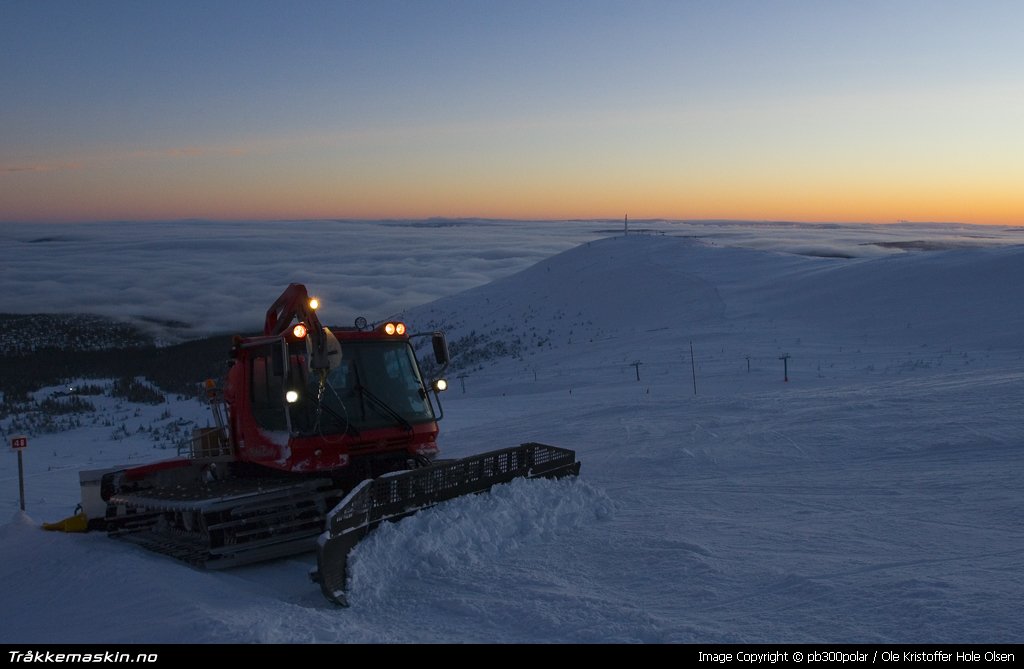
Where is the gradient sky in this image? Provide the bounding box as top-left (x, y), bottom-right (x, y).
top-left (3, 1), bottom-right (1023, 224)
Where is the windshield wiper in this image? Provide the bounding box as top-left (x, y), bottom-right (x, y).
top-left (356, 384), bottom-right (413, 432)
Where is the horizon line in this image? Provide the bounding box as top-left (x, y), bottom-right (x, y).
top-left (3, 216), bottom-right (1017, 228)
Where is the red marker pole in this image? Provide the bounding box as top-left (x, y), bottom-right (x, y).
top-left (11, 435), bottom-right (27, 511)
top-left (17, 451), bottom-right (25, 511)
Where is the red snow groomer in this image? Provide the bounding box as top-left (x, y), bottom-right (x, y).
top-left (69, 284), bottom-right (580, 605)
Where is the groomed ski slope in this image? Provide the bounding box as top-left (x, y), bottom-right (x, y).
top-left (2, 232), bottom-right (1022, 643)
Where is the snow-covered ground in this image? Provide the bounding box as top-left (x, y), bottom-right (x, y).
top-left (2, 222), bottom-right (1022, 643)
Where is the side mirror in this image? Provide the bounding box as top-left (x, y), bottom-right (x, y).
top-left (432, 332), bottom-right (450, 366)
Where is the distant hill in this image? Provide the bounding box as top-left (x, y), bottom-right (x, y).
top-left (0, 313), bottom-right (153, 354)
top-left (0, 314), bottom-right (234, 400)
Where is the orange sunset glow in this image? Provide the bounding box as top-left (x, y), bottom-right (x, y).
top-left (3, 3), bottom-right (1023, 226)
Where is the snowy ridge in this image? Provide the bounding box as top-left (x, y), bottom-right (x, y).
top-left (405, 234), bottom-right (1024, 406)
top-left (776, 244), bottom-right (1024, 348)
top-left (407, 236), bottom-right (727, 365)
top-left (408, 234), bottom-right (1024, 363)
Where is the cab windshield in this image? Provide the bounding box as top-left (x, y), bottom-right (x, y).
top-left (249, 339), bottom-right (435, 434)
